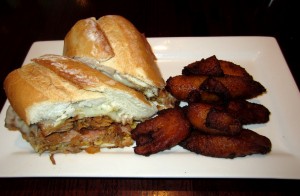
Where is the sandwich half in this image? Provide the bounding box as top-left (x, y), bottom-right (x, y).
top-left (63, 15), bottom-right (175, 110)
top-left (4, 54), bottom-right (158, 154)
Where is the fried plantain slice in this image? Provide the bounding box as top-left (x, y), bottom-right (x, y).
top-left (180, 129), bottom-right (272, 158)
top-left (166, 75), bottom-right (221, 103)
top-left (225, 99), bottom-right (270, 124)
top-left (219, 60), bottom-right (253, 79)
top-left (182, 55), bottom-right (224, 76)
top-left (131, 108), bottom-right (191, 156)
top-left (186, 103), bottom-right (242, 135)
top-left (166, 75), bottom-right (207, 101)
top-left (200, 75), bottom-right (266, 100)
top-left (182, 55), bottom-right (253, 79)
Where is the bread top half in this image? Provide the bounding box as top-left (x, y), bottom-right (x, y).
top-left (63, 15), bottom-right (165, 96)
top-left (4, 54), bottom-right (157, 126)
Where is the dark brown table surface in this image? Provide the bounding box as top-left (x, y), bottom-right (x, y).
top-left (0, 0), bottom-right (299, 195)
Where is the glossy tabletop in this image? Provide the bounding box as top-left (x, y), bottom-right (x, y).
top-left (0, 0), bottom-right (299, 195)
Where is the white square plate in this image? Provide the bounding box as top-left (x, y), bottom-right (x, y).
top-left (1, 37), bottom-right (300, 178)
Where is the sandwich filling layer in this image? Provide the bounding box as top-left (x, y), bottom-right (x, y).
top-left (5, 106), bottom-right (134, 154)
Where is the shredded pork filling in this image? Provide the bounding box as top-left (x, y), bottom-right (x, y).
top-left (5, 106), bottom-right (134, 154)
top-left (155, 89), bottom-right (177, 110)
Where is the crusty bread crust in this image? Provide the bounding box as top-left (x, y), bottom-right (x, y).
top-left (63, 15), bottom-right (165, 91)
top-left (32, 54), bottom-right (150, 104)
top-left (4, 55), bottom-right (157, 125)
top-left (98, 15), bottom-right (165, 89)
top-left (4, 62), bottom-right (98, 124)
top-left (63, 17), bottom-right (114, 62)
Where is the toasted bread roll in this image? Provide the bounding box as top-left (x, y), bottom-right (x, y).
top-left (63, 15), bottom-right (171, 105)
top-left (4, 54), bottom-right (158, 154)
